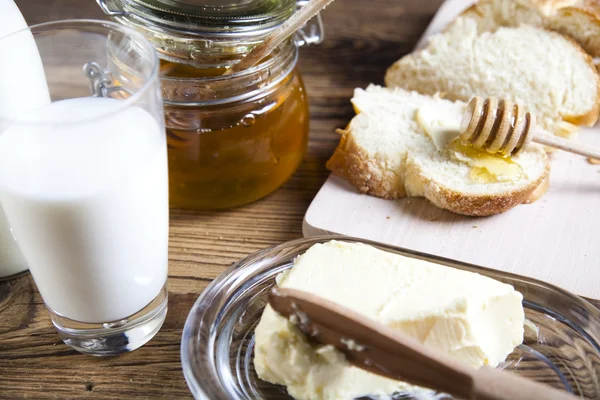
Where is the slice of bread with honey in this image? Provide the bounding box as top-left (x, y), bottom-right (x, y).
top-left (384, 17), bottom-right (600, 137)
top-left (326, 85), bottom-right (549, 216)
top-left (461, 0), bottom-right (600, 59)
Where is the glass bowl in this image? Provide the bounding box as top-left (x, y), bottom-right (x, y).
top-left (181, 236), bottom-right (600, 399)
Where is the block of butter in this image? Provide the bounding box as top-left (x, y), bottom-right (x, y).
top-left (254, 241), bottom-right (524, 400)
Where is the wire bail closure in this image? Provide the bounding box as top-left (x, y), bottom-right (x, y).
top-left (95, 0), bottom-right (128, 17)
top-left (83, 62), bottom-right (132, 98)
top-left (97, 0), bottom-right (324, 47)
top-left (294, 0), bottom-right (325, 47)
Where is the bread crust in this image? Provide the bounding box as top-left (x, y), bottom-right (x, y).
top-left (457, 0), bottom-right (600, 126)
top-left (385, 21), bottom-right (600, 131)
top-left (409, 160), bottom-right (550, 217)
top-left (546, 0), bottom-right (600, 59)
top-left (326, 130), bottom-right (406, 199)
top-left (326, 121), bottom-right (550, 217)
top-left (460, 3), bottom-right (483, 18)
top-left (461, 0), bottom-right (600, 58)
top-left (558, 32), bottom-right (600, 126)
top-left (460, 0), bottom-right (580, 26)
top-left (459, 0), bottom-right (549, 27)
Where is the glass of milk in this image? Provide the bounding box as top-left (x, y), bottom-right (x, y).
top-left (0, 20), bottom-right (168, 355)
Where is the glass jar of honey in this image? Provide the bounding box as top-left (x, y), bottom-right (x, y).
top-left (97, 0), bottom-right (321, 209)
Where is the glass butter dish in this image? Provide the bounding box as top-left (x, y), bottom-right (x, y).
top-left (181, 236), bottom-right (600, 399)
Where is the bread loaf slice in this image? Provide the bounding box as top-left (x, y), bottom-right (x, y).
top-left (385, 17), bottom-right (600, 136)
top-left (460, 0), bottom-right (570, 33)
top-left (461, 0), bottom-right (600, 59)
top-left (550, 0), bottom-right (600, 60)
top-left (326, 85), bottom-right (549, 216)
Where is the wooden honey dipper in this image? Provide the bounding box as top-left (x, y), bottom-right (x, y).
top-left (460, 97), bottom-right (600, 159)
top-left (269, 288), bottom-right (577, 400)
top-left (224, 0), bottom-right (336, 76)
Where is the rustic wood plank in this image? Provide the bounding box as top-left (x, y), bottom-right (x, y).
top-left (0, 0), bottom-right (441, 398)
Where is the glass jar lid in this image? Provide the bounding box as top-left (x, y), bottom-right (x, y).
top-left (98, 0), bottom-right (322, 65)
top-left (102, 0), bottom-right (296, 36)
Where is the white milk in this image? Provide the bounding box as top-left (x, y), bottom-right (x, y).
top-left (0, 205), bottom-right (26, 276)
top-left (0, 0), bottom-right (51, 278)
top-left (0, 97), bottom-right (168, 323)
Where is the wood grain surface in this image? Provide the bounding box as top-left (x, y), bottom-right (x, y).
top-left (0, 0), bottom-right (442, 398)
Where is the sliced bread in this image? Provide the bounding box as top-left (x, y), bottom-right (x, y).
top-left (385, 17), bottom-right (600, 136)
top-left (461, 0), bottom-right (600, 59)
top-left (460, 0), bottom-right (571, 33)
top-left (326, 85), bottom-right (549, 216)
top-left (550, 0), bottom-right (600, 60)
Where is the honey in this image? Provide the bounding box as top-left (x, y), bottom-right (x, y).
top-left (100, 0), bottom-right (321, 209)
top-left (161, 58), bottom-right (309, 209)
top-left (449, 140), bottom-right (523, 183)
top-left (160, 61), bottom-right (228, 78)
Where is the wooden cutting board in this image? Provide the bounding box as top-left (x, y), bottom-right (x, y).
top-left (303, 0), bottom-right (600, 299)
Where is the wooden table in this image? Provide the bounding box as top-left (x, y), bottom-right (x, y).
top-left (0, 0), bottom-right (442, 398)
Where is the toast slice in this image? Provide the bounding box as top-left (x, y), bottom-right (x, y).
top-left (326, 85), bottom-right (550, 216)
top-left (461, 0), bottom-right (600, 59)
top-left (385, 17), bottom-right (600, 136)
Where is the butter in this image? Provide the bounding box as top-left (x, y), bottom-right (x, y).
top-left (415, 103), bottom-right (463, 151)
top-left (254, 241), bottom-right (525, 400)
top-left (449, 140), bottom-right (524, 184)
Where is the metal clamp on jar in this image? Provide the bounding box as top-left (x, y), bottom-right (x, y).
top-left (97, 0), bottom-right (323, 209)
